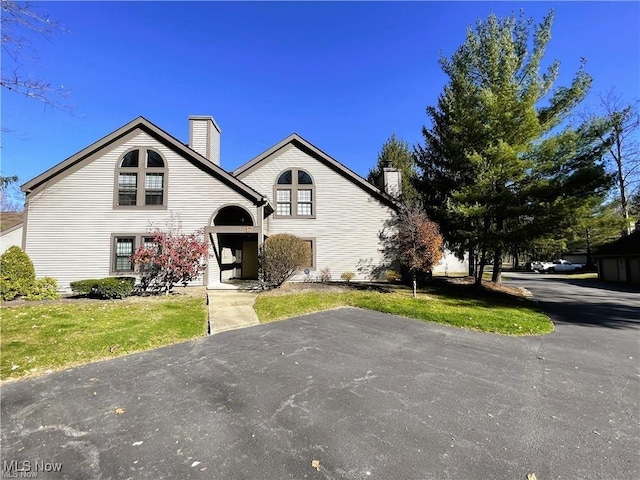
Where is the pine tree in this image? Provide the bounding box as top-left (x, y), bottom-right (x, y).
top-left (368, 134), bottom-right (419, 206)
top-left (415, 10), bottom-right (612, 284)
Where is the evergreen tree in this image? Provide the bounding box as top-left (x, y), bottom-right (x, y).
top-left (415, 10), bottom-right (612, 284)
top-left (368, 134), bottom-right (419, 206)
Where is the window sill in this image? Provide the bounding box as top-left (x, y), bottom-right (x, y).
top-left (113, 205), bottom-right (168, 210)
top-left (273, 214), bottom-right (316, 219)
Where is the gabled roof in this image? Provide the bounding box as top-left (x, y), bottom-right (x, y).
top-left (21, 117), bottom-right (269, 207)
top-left (0, 211), bottom-right (24, 232)
top-left (233, 133), bottom-right (401, 210)
top-left (594, 230), bottom-right (640, 257)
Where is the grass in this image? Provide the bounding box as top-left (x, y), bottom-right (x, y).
top-left (553, 272), bottom-right (598, 280)
top-left (1, 295), bottom-right (207, 381)
top-left (255, 284), bottom-right (553, 336)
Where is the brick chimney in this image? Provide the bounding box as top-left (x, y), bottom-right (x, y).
top-left (189, 116), bottom-right (221, 166)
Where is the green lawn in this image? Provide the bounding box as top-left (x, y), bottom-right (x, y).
top-left (255, 287), bottom-right (553, 336)
top-left (1, 295), bottom-right (207, 381)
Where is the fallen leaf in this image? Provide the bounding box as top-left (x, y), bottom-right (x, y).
top-left (191, 461), bottom-right (200, 467)
top-left (527, 474), bottom-right (537, 480)
top-left (115, 407), bottom-right (125, 414)
top-left (132, 441), bottom-right (143, 446)
top-left (311, 460), bottom-right (320, 471)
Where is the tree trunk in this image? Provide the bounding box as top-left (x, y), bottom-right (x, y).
top-left (468, 246), bottom-right (476, 277)
top-left (491, 247), bottom-right (503, 284)
top-left (586, 228), bottom-right (592, 268)
top-left (513, 246), bottom-right (519, 270)
top-left (412, 271), bottom-right (417, 298)
top-left (476, 246), bottom-right (486, 287)
top-left (614, 132), bottom-right (630, 231)
top-left (491, 216), bottom-right (504, 284)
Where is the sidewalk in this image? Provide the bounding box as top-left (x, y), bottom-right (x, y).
top-left (207, 291), bottom-right (260, 334)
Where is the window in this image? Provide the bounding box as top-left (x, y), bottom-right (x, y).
top-left (118, 173), bottom-right (137, 206)
top-left (114, 237), bottom-right (135, 272)
top-left (115, 148), bottom-right (167, 208)
top-left (274, 168), bottom-right (315, 218)
top-left (111, 234), bottom-right (162, 274)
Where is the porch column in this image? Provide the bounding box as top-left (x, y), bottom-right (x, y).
top-left (206, 230), bottom-right (222, 288)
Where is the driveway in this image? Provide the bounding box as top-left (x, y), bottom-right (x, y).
top-left (1, 279), bottom-right (639, 479)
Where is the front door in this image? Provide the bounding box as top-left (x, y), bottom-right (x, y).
top-left (242, 241), bottom-right (258, 279)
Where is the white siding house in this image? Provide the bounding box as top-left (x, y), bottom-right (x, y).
top-left (235, 137), bottom-right (397, 281)
top-left (20, 115), bottom-right (461, 291)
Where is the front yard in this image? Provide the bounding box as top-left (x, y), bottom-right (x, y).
top-left (255, 280), bottom-right (552, 336)
top-left (1, 292), bottom-right (208, 381)
top-left (1, 279), bottom-right (553, 382)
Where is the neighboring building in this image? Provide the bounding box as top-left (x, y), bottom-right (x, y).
top-left (593, 231), bottom-right (640, 285)
top-left (0, 212), bottom-right (24, 254)
top-left (20, 116), bottom-right (414, 291)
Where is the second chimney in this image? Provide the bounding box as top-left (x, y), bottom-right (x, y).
top-left (189, 116), bottom-right (221, 166)
top-left (382, 167), bottom-right (402, 199)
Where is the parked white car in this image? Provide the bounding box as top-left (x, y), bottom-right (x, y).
top-left (531, 259), bottom-right (583, 273)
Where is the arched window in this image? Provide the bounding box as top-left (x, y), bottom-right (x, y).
top-left (274, 168), bottom-right (315, 218)
top-left (115, 148), bottom-right (168, 208)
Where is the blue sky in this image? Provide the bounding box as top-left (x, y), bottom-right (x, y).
top-left (2, 1), bottom-right (639, 186)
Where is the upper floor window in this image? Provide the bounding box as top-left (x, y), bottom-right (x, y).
top-left (115, 148), bottom-right (168, 208)
top-left (274, 168), bottom-right (315, 218)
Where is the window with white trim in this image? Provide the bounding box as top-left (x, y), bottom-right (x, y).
top-left (274, 168), bottom-right (315, 218)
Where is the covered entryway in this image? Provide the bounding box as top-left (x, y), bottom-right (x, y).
top-left (205, 205), bottom-right (266, 287)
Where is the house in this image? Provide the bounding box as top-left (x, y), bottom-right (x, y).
top-left (0, 212), bottom-right (24, 254)
top-left (16, 116), bottom-right (415, 291)
top-left (593, 230), bottom-right (640, 285)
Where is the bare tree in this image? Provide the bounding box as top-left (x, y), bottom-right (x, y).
top-left (0, 175), bottom-right (24, 211)
top-left (590, 90), bottom-right (640, 227)
top-left (1, 1), bottom-right (71, 112)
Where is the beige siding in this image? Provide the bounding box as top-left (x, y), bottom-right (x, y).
top-left (242, 145), bottom-right (395, 281)
top-left (190, 120), bottom-right (209, 158)
top-left (190, 117), bottom-right (220, 165)
top-left (0, 226), bottom-right (23, 254)
top-left (25, 131), bottom-right (255, 290)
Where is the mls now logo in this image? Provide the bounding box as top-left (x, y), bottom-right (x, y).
top-left (3, 460), bottom-right (63, 478)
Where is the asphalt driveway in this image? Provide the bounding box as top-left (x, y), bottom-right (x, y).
top-left (1, 278), bottom-right (638, 479)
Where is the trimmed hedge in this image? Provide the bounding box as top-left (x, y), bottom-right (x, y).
top-left (70, 277), bottom-right (136, 299)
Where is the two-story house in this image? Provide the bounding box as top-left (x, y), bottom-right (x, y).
top-left (19, 116), bottom-right (414, 291)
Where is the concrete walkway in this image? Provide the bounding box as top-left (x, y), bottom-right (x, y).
top-left (207, 291), bottom-right (260, 334)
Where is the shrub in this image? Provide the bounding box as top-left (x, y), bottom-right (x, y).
top-left (70, 277), bottom-right (136, 299)
top-left (319, 267), bottom-right (331, 283)
top-left (259, 234), bottom-right (310, 289)
top-left (0, 246), bottom-right (36, 300)
top-left (386, 270), bottom-right (401, 283)
top-left (25, 277), bottom-right (60, 300)
top-left (341, 271), bottom-right (355, 283)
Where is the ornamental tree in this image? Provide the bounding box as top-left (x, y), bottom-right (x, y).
top-left (393, 208), bottom-right (444, 297)
top-left (131, 224), bottom-right (208, 295)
